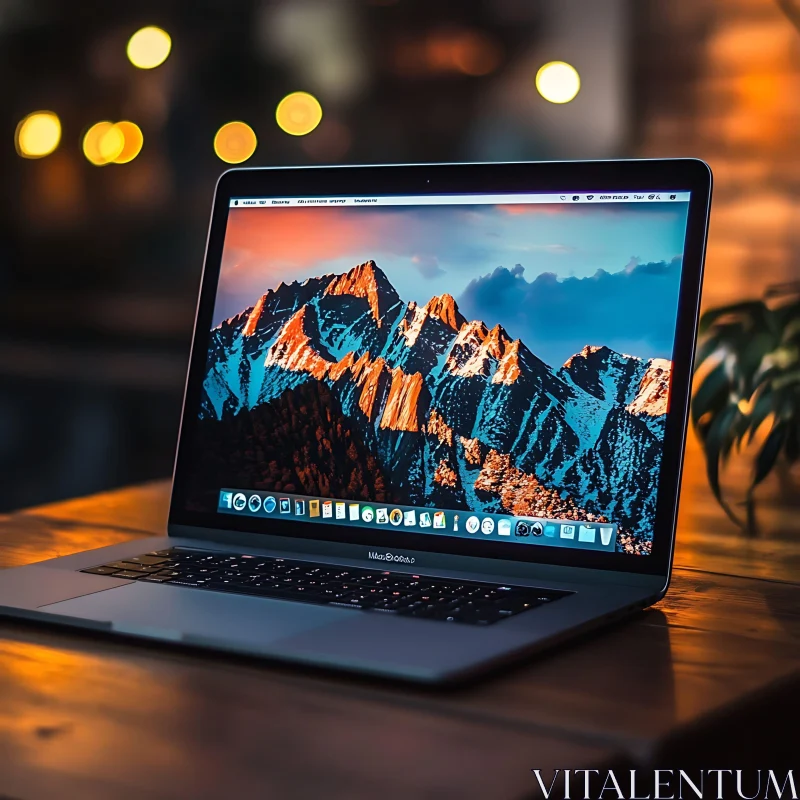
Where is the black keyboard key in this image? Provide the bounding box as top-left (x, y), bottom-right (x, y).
top-left (81, 566), bottom-right (120, 576)
top-left (112, 570), bottom-right (150, 580)
top-left (120, 555), bottom-right (169, 566)
top-left (105, 561), bottom-right (162, 573)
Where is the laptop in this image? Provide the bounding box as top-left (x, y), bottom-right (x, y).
top-left (0, 160), bottom-right (711, 684)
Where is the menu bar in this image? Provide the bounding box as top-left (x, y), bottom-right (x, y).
top-left (229, 191), bottom-right (690, 209)
top-left (217, 489), bottom-right (618, 553)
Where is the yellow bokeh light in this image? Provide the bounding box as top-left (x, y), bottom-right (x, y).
top-left (99, 126), bottom-right (125, 162)
top-left (83, 121), bottom-right (125, 166)
top-left (113, 121), bottom-right (144, 163)
top-left (276, 92), bottom-right (323, 136)
top-left (127, 26), bottom-right (172, 70)
top-left (214, 121), bottom-right (258, 164)
top-left (83, 121), bottom-right (144, 166)
top-left (15, 111), bottom-right (61, 158)
top-left (535, 61), bottom-right (581, 104)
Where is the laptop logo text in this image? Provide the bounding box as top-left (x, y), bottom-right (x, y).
top-left (368, 551), bottom-right (416, 565)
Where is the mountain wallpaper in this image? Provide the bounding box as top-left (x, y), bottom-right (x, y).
top-left (185, 203), bottom-right (689, 554)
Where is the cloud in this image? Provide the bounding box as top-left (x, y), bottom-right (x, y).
top-left (623, 256), bottom-right (640, 272)
top-left (411, 254), bottom-right (446, 279)
top-left (456, 257), bottom-right (683, 367)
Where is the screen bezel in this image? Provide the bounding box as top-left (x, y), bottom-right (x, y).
top-left (168, 159), bottom-right (712, 577)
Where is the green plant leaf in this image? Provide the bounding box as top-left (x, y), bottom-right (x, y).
top-left (730, 408), bottom-right (751, 455)
top-left (752, 423), bottom-right (787, 489)
top-left (781, 315), bottom-right (800, 345)
top-left (695, 333), bottom-right (726, 369)
top-left (703, 403), bottom-right (744, 528)
top-left (691, 362), bottom-right (730, 430)
top-left (696, 322), bottom-right (747, 365)
top-left (739, 332), bottom-right (778, 395)
top-left (695, 287), bottom-right (800, 533)
top-left (775, 382), bottom-right (800, 421)
top-left (745, 389), bottom-right (775, 445)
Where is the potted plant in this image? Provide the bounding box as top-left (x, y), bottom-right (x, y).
top-left (691, 282), bottom-right (800, 535)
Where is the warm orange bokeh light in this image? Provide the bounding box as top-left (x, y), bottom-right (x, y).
top-left (83, 122), bottom-right (144, 166)
top-left (450, 33), bottom-right (502, 76)
top-left (15, 111), bottom-right (62, 158)
top-left (113, 121), bottom-right (144, 164)
top-left (275, 92), bottom-right (323, 137)
top-left (214, 121), bottom-right (257, 164)
top-left (429, 32), bottom-right (501, 76)
top-left (83, 122), bottom-right (125, 166)
top-left (394, 31), bottom-right (501, 78)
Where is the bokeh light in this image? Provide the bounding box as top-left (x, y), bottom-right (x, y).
top-left (83, 122), bottom-right (124, 166)
top-left (276, 92), bottom-right (323, 136)
top-left (113, 121), bottom-right (144, 163)
top-left (15, 111), bottom-right (62, 159)
top-left (214, 121), bottom-right (258, 164)
top-left (126, 26), bottom-right (172, 70)
top-left (450, 33), bottom-right (502, 77)
top-left (535, 61), bottom-right (581, 104)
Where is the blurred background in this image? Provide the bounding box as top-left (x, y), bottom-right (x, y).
top-left (1, 0), bottom-right (798, 544)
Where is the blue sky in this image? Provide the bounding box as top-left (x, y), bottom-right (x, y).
top-left (216, 201), bottom-right (689, 366)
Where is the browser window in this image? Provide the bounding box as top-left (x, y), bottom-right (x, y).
top-left (184, 191), bottom-right (691, 555)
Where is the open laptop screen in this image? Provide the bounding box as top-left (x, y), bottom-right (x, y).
top-left (185, 190), bottom-right (690, 556)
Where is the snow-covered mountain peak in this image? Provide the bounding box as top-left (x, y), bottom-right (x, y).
top-left (627, 358), bottom-right (671, 418)
top-left (493, 339), bottom-right (524, 385)
top-left (561, 344), bottom-right (646, 405)
top-left (323, 260), bottom-right (399, 328)
top-left (424, 293), bottom-right (466, 331)
top-left (564, 344), bottom-right (618, 369)
top-left (264, 305), bottom-right (333, 379)
top-left (453, 320), bottom-right (489, 347)
top-left (242, 294), bottom-right (268, 337)
top-left (484, 324), bottom-right (512, 358)
top-left (445, 322), bottom-right (512, 378)
top-left (396, 293), bottom-right (467, 348)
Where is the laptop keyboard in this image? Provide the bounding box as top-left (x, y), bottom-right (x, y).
top-left (80, 547), bottom-right (570, 626)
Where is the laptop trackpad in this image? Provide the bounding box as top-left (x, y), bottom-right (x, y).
top-left (39, 582), bottom-right (351, 646)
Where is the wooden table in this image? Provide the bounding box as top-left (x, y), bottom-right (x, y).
top-left (0, 482), bottom-right (798, 800)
